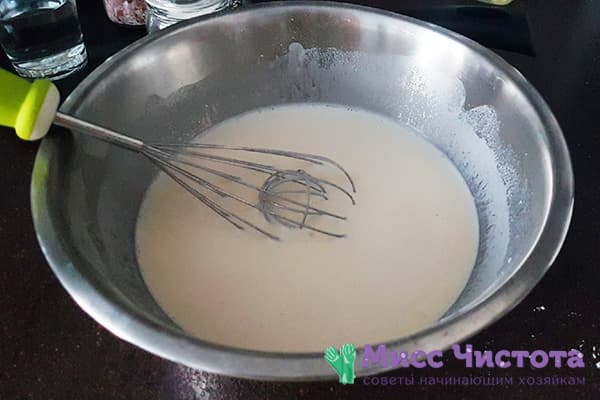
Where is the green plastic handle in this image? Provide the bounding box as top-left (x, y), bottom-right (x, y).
top-left (0, 68), bottom-right (60, 140)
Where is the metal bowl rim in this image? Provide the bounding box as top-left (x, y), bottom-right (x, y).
top-left (30, 1), bottom-right (574, 380)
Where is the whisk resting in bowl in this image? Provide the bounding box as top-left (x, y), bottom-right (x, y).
top-left (55, 113), bottom-right (356, 240)
top-left (0, 70), bottom-right (356, 240)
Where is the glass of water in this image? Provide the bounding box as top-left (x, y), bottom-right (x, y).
top-left (145, 0), bottom-right (238, 33)
top-left (0, 0), bottom-right (87, 80)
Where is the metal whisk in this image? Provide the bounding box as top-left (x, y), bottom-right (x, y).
top-left (54, 112), bottom-right (356, 240)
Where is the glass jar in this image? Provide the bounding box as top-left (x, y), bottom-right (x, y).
top-left (103, 0), bottom-right (147, 26)
top-left (145, 0), bottom-right (237, 33)
top-left (476, 0), bottom-right (515, 4)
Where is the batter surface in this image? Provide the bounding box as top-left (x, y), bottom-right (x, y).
top-left (136, 104), bottom-right (479, 352)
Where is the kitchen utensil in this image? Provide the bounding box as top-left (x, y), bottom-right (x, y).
top-left (29, 2), bottom-right (573, 380)
top-left (0, 68), bottom-right (355, 240)
top-left (0, 0), bottom-right (86, 79)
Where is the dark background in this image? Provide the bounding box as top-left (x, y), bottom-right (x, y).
top-left (1, 0), bottom-right (599, 399)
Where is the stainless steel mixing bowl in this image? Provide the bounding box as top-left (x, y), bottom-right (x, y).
top-left (30, 2), bottom-right (573, 380)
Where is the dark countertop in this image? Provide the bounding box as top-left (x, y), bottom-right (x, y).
top-left (1, 1), bottom-right (599, 399)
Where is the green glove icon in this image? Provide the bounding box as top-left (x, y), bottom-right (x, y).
top-left (324, 344), bottom-right (356, 384)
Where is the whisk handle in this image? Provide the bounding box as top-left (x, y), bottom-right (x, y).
top-left (54, 112), bottom-right (144, 152)
top-left (0, 68), bottom-right (144, 152)
top-left (0, 68), bottom-right (59, 141)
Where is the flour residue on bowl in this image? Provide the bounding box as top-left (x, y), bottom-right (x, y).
top-left (273, 43), bottom-right (519, 310)
top-left (135, 104), bottom-right (479, 352)
top-left (138, 41), bottom-right (524, 328)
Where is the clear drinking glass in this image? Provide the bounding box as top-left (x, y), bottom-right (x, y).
top-left (0, 0), bottom-right (87, 80)
top-left (476, 0), bottom-right (515, 4)
top-left (145, 0), bottom-right (237, 33)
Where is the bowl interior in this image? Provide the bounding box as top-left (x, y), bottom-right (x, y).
top-left (32, 3), bottom-right (562, 377)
